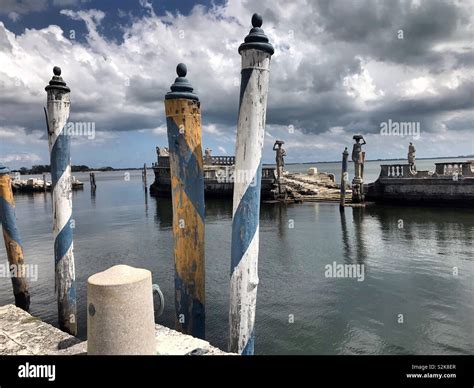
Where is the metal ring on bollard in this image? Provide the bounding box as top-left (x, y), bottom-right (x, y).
top-left (152, 284), bottom-right (165, 316)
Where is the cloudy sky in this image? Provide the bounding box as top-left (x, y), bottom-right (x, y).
top-left (0, 0), bottom-right (473, 168)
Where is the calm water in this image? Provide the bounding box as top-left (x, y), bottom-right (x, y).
top-left (0, 160), bottom-right (473, 355)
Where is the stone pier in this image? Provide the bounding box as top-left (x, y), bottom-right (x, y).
top-left (0, 304), bottom-right (230, 355)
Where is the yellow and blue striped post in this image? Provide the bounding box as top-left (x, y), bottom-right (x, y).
top-left (0, 164), bottom-right (30, 311)
top-left (45, 66), bottom-right (77, 335)
top-left (164, 63), bottom-right (205, 339)
top-left (340, 147), bottom-right (349, 211)
top-left (229, 13), bottom-right (274, 355)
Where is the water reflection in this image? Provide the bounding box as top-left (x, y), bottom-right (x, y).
top-left (276, 204), bottom-right (288, 239)
top-left (351, 207), bottom-right (366, 265)
top-left (153, 197), bottom-right (173, 229)
top-left (144, 188), bottom-right (148, 218)
top-left (339, 209), bottom-right (351, 260)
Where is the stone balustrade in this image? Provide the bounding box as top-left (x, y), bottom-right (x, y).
top-left (380, 164), bottom-right (412, 178)
top-left (209, 156), bottom-right (235, 165)
top-left (435, 161), bottom-right (474, 177)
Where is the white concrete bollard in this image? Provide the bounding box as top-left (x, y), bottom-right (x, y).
top-left (87, 265), bottom-right (156, 355)
top-left (307, 167), bottom-right (318, 176)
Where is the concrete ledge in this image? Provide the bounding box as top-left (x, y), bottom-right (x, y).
top-left (0, 304), bottom-right (81, 355)
top-left (0, 305), bottom-right (232, 355)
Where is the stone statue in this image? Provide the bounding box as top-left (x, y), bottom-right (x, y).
top-left (156, 146), bottom-right (169, 157)
top-left (351, 135), bottom-right (366, 165)
top-left (273, 140), bottom-right (286, 196)
top-left (204, 148), bottom-right (213, 165)
top-left (351, 135), bottom-right (366, 203)
top-left (273, 140), bottom-right (286, 171)
top-left (408, 142), bottom-right (416, 166)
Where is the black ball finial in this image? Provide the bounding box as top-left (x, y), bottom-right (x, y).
top-left (239, 13), bottom-right (273, 55)
top-left (176, 63), bottom-right (187, 77)
top-left (46, 65), bottom-right (69, 92)
top-left (252, 13), bottom-right (263, 28)
top-left (166, 63), bottom-right (198, 101)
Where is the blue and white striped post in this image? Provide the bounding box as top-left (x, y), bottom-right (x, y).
top-left (0, 164), bottom-right (30, 311)
top-left (229, 13), bottom-right (274, 355)
top-left (45, 66), bottom-right (77, 335)
top-left (164, 64), bottom-right (206, 338)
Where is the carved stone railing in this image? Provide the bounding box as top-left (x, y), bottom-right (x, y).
top-left (435, 162), bottom-right (474, 177)
top-left (380, 164), bottom-right (412, 178)
top-left (208, 156), bottom-right (235, 166)
top-left (262, 167), bottom-right (275, 179)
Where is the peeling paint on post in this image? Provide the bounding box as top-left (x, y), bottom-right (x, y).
top-left (340, 147), bottom-right (349, 211)
top-left (229, 13), bottom-right (274, 355)
top-left (45, 66), bottom-right (77, 335)
top-left (0, 165), bottom-right (30, 311)
top-left (164, 63), bottom-right (205, 339)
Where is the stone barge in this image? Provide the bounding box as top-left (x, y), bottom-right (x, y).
top-left (149, 144), bottom-right (345, 202)
top-left (150, 153), bottom-right (277, 199)
top-left (365, 161), bottom-right (474, 206)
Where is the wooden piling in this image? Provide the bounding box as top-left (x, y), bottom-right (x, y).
top-left (164, 63), bottom-right (205, 339)
top-left (89, 172), bottom-right (96, 192)
top-left (229, 13), bottom-right (274, 355)
top-left (361, 151), bottom-right (366, 181)
top-left (0, 165), bottom-right (30, 311)
top-left (44, 66), bottom-right (77, 335)
top-left (43, 173), bottom-right (47, 192)
top-left (340, 147), bottom-right (349, 211)
top-left (143, 163), bottom-right (147, 190)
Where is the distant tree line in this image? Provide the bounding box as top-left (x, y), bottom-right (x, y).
top-left (13, 165), bottom-right (116, 174)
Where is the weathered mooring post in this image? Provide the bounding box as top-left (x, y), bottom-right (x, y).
top-left (164, 63), bottom-right (205, 338)
top-left (0, 165), bottom-right (30, 311)
top-left (43, 173), bottom-right (47, 192)
top-left (340, 147), bottom-right (349, 211)
top-left (351, 135), bottom-right (366, 203)
top-left (143, 163), bottom-right (148, 190)
top-left (44, 66), bottom-right (77, 335)
top-left (89, 172), bottom-right (96, 193)
top-left (229, 13), bottom-right (274, 355)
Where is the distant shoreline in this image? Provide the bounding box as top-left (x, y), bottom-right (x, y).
top-left (11, 155), bottom-right (473, 173)
top-left (279, 155), bottom-right (474, 166)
